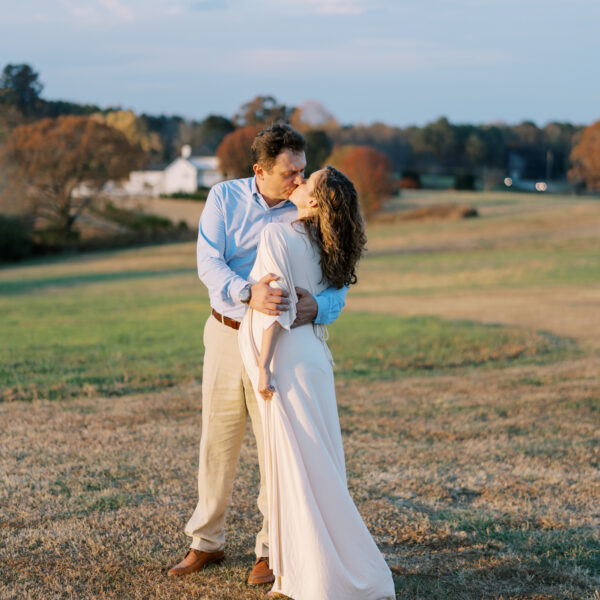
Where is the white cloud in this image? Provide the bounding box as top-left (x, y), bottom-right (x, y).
top-left (98, 0), bottom-right (134, 20)
top-left (163, 5), bottom-right (186, 16)
top-left (59, 0), bottom-right (102, 21)
top-left (259, 0), bottom-right (373, 16)
top-left (359, 39), bottom-right (511, 70)
top-left (236, 39), bottom-right (511, 76)
top-left (304, 0), bottom-right (367, 15)
top-left (59, 0), bottom-right (134, 22)
top-left (188, 0), bottom-right (228, 10)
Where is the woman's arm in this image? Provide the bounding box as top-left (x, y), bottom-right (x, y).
top-left (257, 321), bottom-right (283, 400)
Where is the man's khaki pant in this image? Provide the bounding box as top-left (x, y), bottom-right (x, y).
top-left (184, 314), bottom-right (269, 557)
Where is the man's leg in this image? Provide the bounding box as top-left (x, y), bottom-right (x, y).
top-left (242, 369), bottom-right (269, 559)
top-left (184, 316), bottom-right (248, 551)
top-left (242, 369), bottom-right (275, 586)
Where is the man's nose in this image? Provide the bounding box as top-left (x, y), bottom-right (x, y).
top-left (293, 173), bottom-right (305, 184)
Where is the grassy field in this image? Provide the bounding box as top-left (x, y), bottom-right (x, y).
top-left (1, 191), bottom-right (599, 599)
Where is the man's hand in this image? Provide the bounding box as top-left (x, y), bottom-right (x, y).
top-left (250, 273), bottom-right (290, 316)
top-left (291, 287), bottom-right (318, 328)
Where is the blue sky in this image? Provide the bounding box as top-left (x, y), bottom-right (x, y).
top-left (1, 0), bottom-right (599, 127)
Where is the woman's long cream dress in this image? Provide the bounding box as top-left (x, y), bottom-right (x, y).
top-left (239, 222), bottom-right (395, 600)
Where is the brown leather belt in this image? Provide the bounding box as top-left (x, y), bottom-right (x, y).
top-left (211, 308), bottom-right (241, 330)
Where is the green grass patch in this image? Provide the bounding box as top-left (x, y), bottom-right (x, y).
top-left (0, 212), bottom-right (586, 401)
top-left (432, 510), bottom-right (600, 576)
top-left (328, 313), bottom-right (574, 380)
top-left (0, 267), bottom-right (193, 295)
top-left (0, 287), bottom-right (573, 401)
top-left (0, 274), bottom-right (209, 401)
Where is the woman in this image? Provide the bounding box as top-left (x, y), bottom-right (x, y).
top-left (238, 166), bottom-right (395, 600)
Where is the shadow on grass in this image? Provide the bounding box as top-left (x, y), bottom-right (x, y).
top-left (0, 267), bottom-right (195, 295)
top-left (391, 500), bottom-right (599, 599)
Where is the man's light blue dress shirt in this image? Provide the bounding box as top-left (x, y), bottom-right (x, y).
top-left (196, 176), bottom-right (347, 323)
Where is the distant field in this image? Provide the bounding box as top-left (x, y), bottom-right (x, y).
top-left (0, 254), bottom-right (576, 401)
top-left (1, 191), bottom-right (599, 599)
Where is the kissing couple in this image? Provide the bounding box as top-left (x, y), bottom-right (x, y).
top-left (168, 123), bottom-right (395, 600)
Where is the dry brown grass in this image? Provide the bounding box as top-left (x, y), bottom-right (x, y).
top-left (1, 358), bottom-right (599, 599)
top-left (376, 204), bottom-right (478, 223)
top-left (2, 191), bottom-right (600, 599)
top-left (366, 198), bottom-right (600, 255)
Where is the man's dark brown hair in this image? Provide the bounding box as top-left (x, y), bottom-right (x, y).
top-left (251, 122), bottom-right (306, 171)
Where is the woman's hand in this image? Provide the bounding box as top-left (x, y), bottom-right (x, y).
top-left (258, 366), bottom-right (275, 401)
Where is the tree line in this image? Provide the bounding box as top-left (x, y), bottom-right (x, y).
top-left (1, 63), bottom-right (599, 260)
top-left (2, 63), bottom-right (596, 184)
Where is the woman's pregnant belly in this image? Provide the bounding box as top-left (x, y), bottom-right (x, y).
top-left (272, 324), bottom-right (333, 382)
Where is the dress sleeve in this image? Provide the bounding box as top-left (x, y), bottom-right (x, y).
top-left (252, 224), bottom-right (298, 331)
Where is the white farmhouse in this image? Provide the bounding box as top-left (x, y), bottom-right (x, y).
top-left (123, 165), bottom-right (165, 196)
top-left (125, 146), bottom-right (224, 196)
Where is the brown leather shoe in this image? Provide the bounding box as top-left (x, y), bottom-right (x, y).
top-left (247, 556), bottom-right (275, 585)
top-left (167, 548), bottom-right (225, 576)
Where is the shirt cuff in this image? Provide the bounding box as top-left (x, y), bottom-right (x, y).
top-left (314, 293), bottom-right (329, 324)
top-left (229, 278), bottom-right (250, 305)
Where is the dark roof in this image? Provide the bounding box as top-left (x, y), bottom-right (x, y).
top-left (145, 162), bottom-right (169, 171)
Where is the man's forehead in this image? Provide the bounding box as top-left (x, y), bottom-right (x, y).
top-left (274, 149), bottom-right (306, 171)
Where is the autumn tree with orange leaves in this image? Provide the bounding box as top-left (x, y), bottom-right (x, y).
top-left (2, 115), bottom-right (145, 239)
top-left (568, 120), bottom-right (600, 191)
top-left (215, 125), bottom-right (262, 179)
top-left (325, 145), bottom-right (396, 218)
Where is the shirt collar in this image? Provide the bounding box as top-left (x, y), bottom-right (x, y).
top-left (251, 175), bottom-right (260, 199)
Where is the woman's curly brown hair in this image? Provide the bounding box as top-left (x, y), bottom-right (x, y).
top-left (298, 166), bottom-right (367, 289)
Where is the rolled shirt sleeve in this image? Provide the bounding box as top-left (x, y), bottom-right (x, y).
top-left (314, 285), bottom-right (348, 325)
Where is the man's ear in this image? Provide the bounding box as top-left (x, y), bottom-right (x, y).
top-left (253, 163), bottom-right (262, 178)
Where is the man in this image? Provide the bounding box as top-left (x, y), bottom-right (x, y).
top-left (168, 123), bottom-right (347, 585)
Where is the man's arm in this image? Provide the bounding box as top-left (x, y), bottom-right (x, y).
top-left (196, 187), bottom-right (247, 306)
top-left (196, 188), bottom-right (289, 313)
top-left (291, 285), bottom-right (348, 328)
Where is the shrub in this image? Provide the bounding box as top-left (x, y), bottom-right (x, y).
top-left (454, 173), bottom-right (476, 190)
top-left (0, 215), bottom-right (32, 261)
top-left (99, 202), bottom-right (173, 236)
top-left (399, 170), bottom-right (421, 189)
top-left (160, 189), bottom-right (210, 202)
